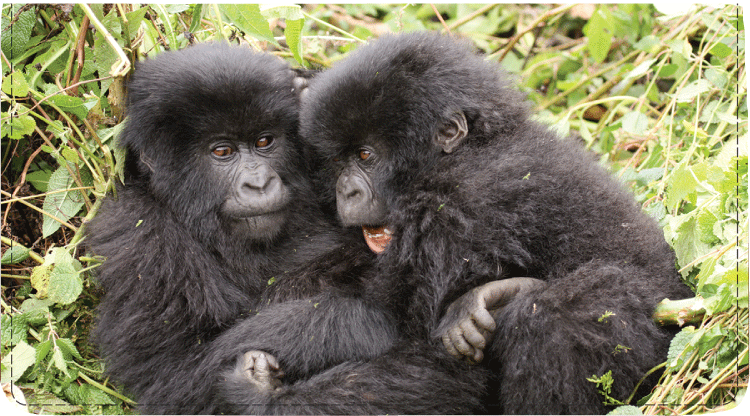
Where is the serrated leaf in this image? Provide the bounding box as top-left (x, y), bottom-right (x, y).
top-left (665, 165), bottom-right (698, 210)
top-left (52, 346), bottom-right (71, 378)
top-left (1, 314), bottom-right (28, 348)
top-left (55, 338), bottom-right (83, 361)
top-left (673, 216), bottom-right (714, 270)
top-left (30, 263), bottom-right (53, 298)
top-left (43, 248), bottom-right (83, 305)
top-left (1, 5), bottom-right (36, 60)
top-left (1, 341), bottom-right (37, 383)
top-left (2, 112), bottom-right (36, 140)
top-left (667, 326), bottom-right (695, 369)
top-left (219, 4), bottom-right (275, 44)
top-left (42, 165), bottom-right (91, 238)
top-left (1, 244), bottom-right (30, 264)
top-left (36, 340), bottom-right (52, 365)
top-left (284, 18), bottom-right (305, 66)
top-left (609, 405), bottom-right (644, 415)
top-left (46, 94), bottom-right (90, 121)
top-left (2, 71), bottom-right (30, 97)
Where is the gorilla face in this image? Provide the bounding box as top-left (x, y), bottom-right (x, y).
top-left (119, 43), bottom-right (308, 244)
top-left (209, 133), bottom-right (292, 240)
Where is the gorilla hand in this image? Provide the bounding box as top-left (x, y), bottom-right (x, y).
top-left (435, 277), bottom-right (545, 364)
top-left (240, 350), bottom-right (285, 391)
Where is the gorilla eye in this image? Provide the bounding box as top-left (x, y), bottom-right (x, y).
top-left (358, 150), bottom-right (372, 160)
top-left (255, 136), bottom-right (274, 148)
top-left (212, 146), bottom-right (234, 158)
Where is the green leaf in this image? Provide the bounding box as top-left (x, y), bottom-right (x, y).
top-left (1, 5), bottom-right (36, 60)
top-left (667, 326), bottom-right (695, 369)
top-left (1, 112), bottom-right (36, 140)
top-left (674, 79), bottom-right (712, 103)
top-left (1, 341), bottom-right (37, 383)
top-left (284, 18), bottom-right (305, 66)
top-left (609, 405), bottom-right (644, 415)
top-left (47, 248), bottom-right (84, 305)
top-left (219, 4), bottom-right (275, 44)
top-left (1, 314), bottom-right (28, 348)
top-left (188, 4), bottom-right (205, 34)
top-left (35, 340), bottom-right (52, 365)
top-left (52, 345), bottom-right (71, 378)
top-left (46, 94), bottom-right (91, 121)
top-left (709, 41), bottom-right (733, 58)
top-left (55, 338), bottom-right (83, 361)
top-left (1, 244), bottom-right (30, 265)
top-left (25, 169), bottom-right (52, 193)
top-left (41, 164), bottom-right (91, 238)
top-left (621, 112), bottom-right (649, 135)
top-left (2, 71), bottom-right (30, 97)
top-left (583, 7), bottom-right (614, 63)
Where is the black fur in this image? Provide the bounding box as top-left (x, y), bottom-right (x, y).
top-left (300, 32), bottom-right (694, 414)
top-left (87, 43), bottom-right (485, 415)
top-left (86, 44), bottom-right (378, 413)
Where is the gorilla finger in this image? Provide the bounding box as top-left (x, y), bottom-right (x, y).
top-left (264, 353), bottom-right (281, 371)
top-left (473, 307), bottom-right (496, 332)
top-left (459, 319), bottom-right (486, 349)
top-left (448, 327), bottom-right (474, 357)
top-left (442, 333), bottom-right (461, 358)
top-left (471, 349), bottom-right (484, 365)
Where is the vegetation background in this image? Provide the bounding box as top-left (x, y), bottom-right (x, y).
top-left (1, 3), bottom-right (747, 415)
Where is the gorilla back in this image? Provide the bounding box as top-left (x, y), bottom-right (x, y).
top-left (301, 32), bottom-right (693, 414)
top-left (86, 44), bottom-right (343, 413)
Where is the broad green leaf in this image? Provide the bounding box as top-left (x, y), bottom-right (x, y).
top-left (46, 94), bottom-right (90, 121)
top-left (1, 112), bottom-right (36, 140)
top-left (219, 4), bottom-right (275, 44)
top-left (1, 244), bottom-right (30, 264)
top-left (1, 314), bottom-right (28, 348)
top-left (1, 5), bottom-right (36, 60)
top-left (708, 41), bottom-right (733, 58)
top-left (48, 258), bottom-right (84, 305)
top-left (674, 79), bottom-right (712, 103)
top-left (284, 18), bottom-right (305, 66)
top-left (41, 164), bottom-right (92, 238)
top-left (667, 326), bottom-right (695, 369)
top-left (55, 338), bottom-right (83, 361)
top-left (25, 169), bottom-right (52, 193)
top-left (2, 71), bottom-right (30, 97)
top-left (621, 112), bottom-right (649, 135)
top-left (1, 341), bottom-right (36, 383)
top-left (665, 165), bottom-right (699, 210)
top-left (583, 7), bottom-right (614, 63)
top-left (52, 345), bottom-right (71, 378)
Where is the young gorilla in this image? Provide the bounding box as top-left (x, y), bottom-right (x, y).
top-left (88, 43), bottom-right (486, 415)
top-left (86, 44), bottom-right (396, 414)
top-left (297, 32), bottom-right (694, 414)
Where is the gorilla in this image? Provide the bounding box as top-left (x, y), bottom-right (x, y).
top-left (87, 43), bottom-right (487, 415)
top-left (85, 44), bottom-right (382, 413)
top-left (296, 32), bottom-right (694, 414)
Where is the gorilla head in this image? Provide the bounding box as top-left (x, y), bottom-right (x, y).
top-left (300, 34), bottom-right (528, 235)
top-left (121, 43), bottom-right (309, 243)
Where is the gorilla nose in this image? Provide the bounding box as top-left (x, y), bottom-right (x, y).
top-left (239, 165), bottom-right (281, 197)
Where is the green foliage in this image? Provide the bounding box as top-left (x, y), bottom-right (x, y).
top-left (1, 4), bottom-right (745, 414)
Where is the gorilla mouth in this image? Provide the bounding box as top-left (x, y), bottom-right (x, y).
top-left (362, 225), bottom-right (393, 254)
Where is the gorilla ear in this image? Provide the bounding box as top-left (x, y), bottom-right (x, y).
top-left (434, 111), bottom-right (468, 154)
top-left (293, 76), bottom-right (310, 102)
